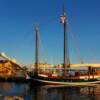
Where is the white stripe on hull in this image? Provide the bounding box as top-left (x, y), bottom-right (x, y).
top-left (32, 78), bottom-right (100, 86)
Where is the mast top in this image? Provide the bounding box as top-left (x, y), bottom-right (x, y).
top-left (60, 6), bottom-right (67, 24)
top-left (35, 23), bottom-right (39, 32)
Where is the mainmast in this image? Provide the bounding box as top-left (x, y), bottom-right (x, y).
top-left (34, 23), bottom-right (39, 76)
top-left (60, 7), bottom-right (69, 77)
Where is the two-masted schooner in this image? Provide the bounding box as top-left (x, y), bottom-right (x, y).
top-left (31, 9), bottom-right (100, 85)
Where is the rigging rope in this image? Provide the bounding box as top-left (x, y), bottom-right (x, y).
top-left (67, 21), bottom-right (84, 64)
top-left (37, 30), bottom-right (45, 64)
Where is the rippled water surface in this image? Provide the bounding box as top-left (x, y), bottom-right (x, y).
top-left (0, 82), bottom-right (100, 100)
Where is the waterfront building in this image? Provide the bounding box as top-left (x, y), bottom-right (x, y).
top-left (0, 52), bottom-right (22, 78)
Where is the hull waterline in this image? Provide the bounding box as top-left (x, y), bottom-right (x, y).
top-left (32, 78), bottom-right (100, 86)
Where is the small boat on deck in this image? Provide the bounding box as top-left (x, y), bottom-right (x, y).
top-left (31, 8), bottom-right (100, 86)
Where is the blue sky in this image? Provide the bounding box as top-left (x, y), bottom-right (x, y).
top-left (0, 0), bottom-right (100, 65)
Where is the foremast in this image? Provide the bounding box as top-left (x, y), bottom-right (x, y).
top-left (34, 23), bottom-right (39, 77)
top-left (60, 7), bottom-right (70, 77)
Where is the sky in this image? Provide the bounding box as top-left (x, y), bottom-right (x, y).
top-left (0, 0), bottom-right (100, 65)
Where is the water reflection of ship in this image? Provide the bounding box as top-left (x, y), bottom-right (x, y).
top-left (29, 86), bottom-right (47, 100)
top-left (30, 85), bottom-right (100, 100)
top-left (47, 86), bottom-right (81, 100)
top-left (61, 86), bottom-right (97, 100)
top-left (80, 86), bottom-right (100, 100)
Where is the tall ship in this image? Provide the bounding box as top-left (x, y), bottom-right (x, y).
top-left (31, 8), bottom-right (100, 85)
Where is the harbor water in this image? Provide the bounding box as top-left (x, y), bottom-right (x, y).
top-left (0, 82), bottom-right (100, 100)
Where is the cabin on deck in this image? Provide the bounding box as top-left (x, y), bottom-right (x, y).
top-left (38, 64), bottom-right (100, 79)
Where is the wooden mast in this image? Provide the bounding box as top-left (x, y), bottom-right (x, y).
top-left (34, 23), bottom-right (39, 77)
top-left (60, 7), bottom-right (69, 77)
